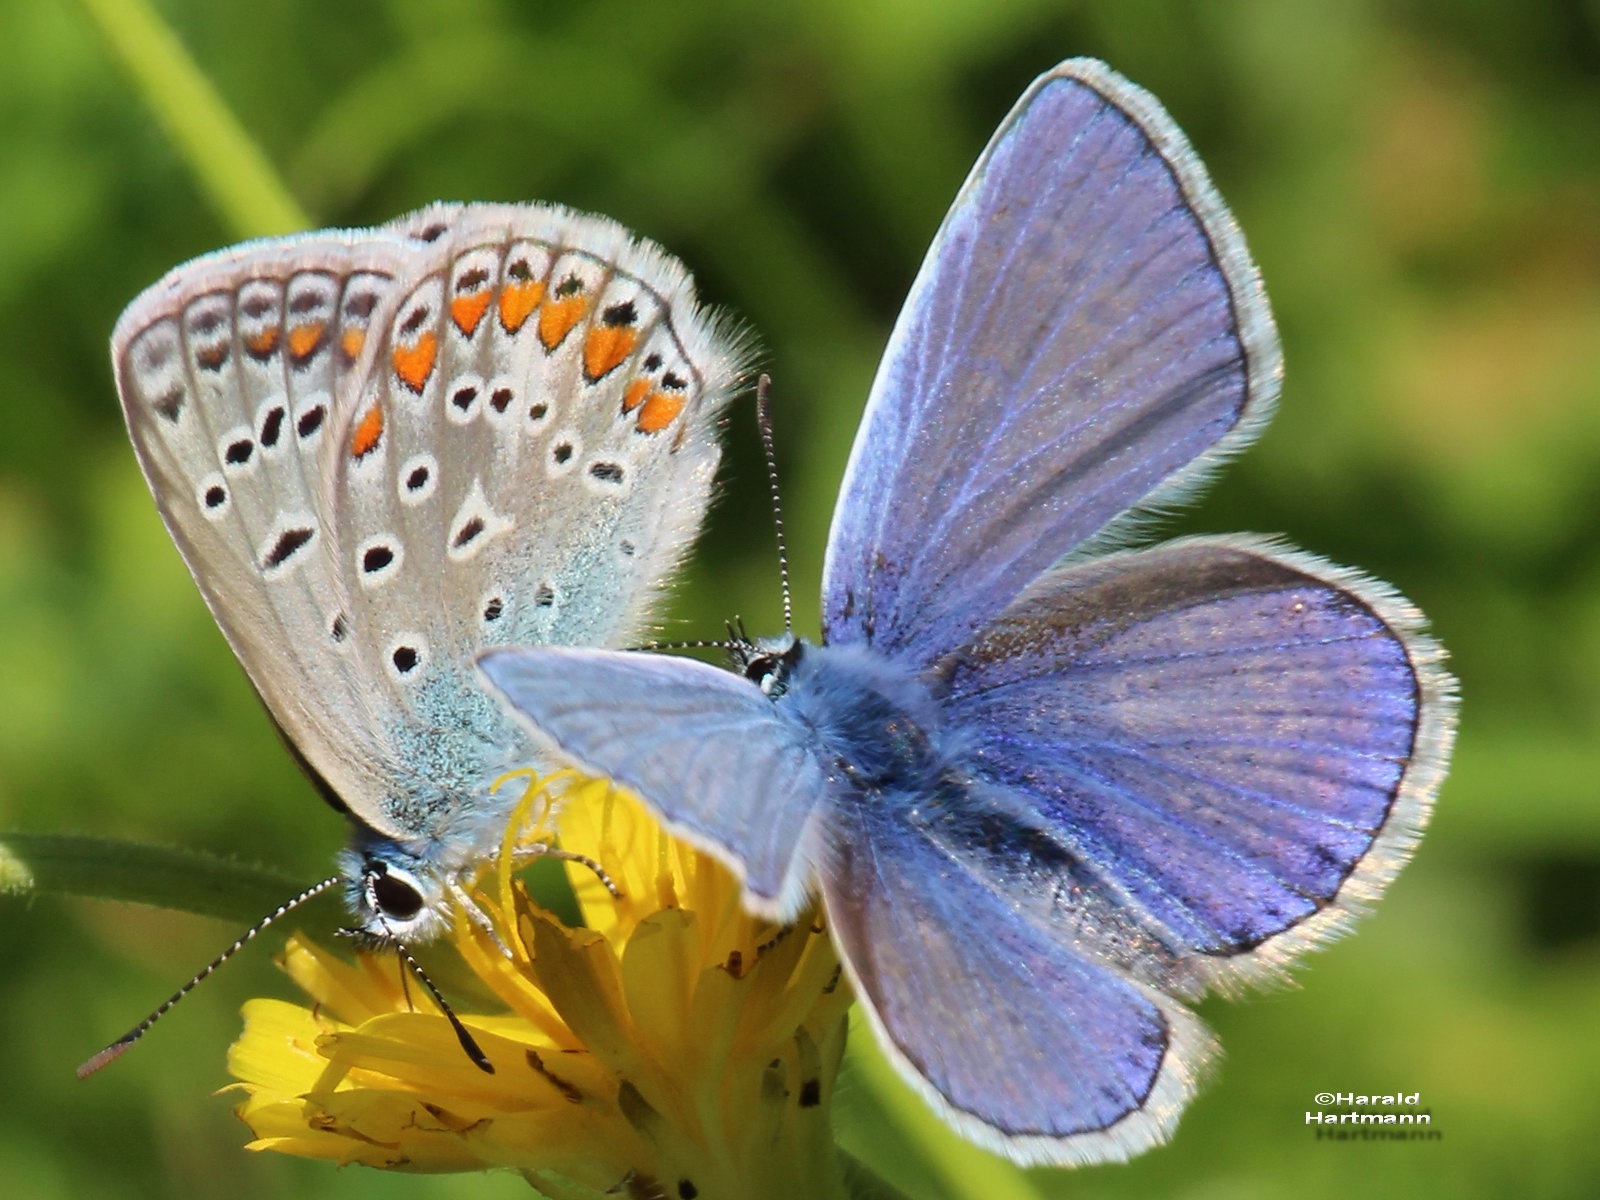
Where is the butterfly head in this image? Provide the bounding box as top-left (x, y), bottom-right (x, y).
top-left (728, 630), bottom-right (805, 698)
top-left (339, 845), bottom-right (453, 946)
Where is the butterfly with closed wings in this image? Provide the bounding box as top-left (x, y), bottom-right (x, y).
top-left (479, 59), bottom-right (1457, 1164)
top-left (85, 201), bottom-right (748, 1074)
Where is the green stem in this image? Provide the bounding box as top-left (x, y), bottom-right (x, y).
top-left (0, 833), bottom-right (322, 925)
top-left (73, 0), bottom-right (310, 237)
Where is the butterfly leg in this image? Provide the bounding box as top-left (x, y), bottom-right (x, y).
top-left (511, 841), bottom-right (623, 899)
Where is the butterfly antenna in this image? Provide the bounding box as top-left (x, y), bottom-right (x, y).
top-left (75, 874), bottom-right (344, 1079)
top-left (391, 938), bottom-right (495, 1073)
top-left (625, 638), bottom-right (738, 653)
top-left (755, 376), bottom-right (794, 637)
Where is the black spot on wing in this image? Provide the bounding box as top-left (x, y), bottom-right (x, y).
top-left (263, 527), bottom-right (315, 570)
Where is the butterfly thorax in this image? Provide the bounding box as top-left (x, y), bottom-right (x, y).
top-left (773, 640), bottom-right (956, 797)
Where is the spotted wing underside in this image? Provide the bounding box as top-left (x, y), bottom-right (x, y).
top-left (115, 204), bottom-right (749, 846)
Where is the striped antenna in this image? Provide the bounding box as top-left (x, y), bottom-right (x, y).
top-left (76, 874), bottom-right (343, 1079)
top-left (754, 376), bottom-right (794, 636)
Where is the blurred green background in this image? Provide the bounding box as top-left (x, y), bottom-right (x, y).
top-left (2, 0), bottom-right (1597, 1197)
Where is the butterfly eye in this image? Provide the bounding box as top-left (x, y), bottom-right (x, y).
top-left (368, 865), bottom-right (425, 922)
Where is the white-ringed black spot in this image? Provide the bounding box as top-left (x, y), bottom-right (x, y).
top-left (204, 484), bottom-right (226, 509)
top-left (259, 405), bottom-right (286, 447)
top-left (534, 583), bottom-right (556, 607)
top-left (263, 526), bottom-right (315, 570)
top-left (643, 353), bottom-right (663, 371)
top-left (490, 386), bottom-right (513, 413)
top-left (589, 462), bottom-right (624, 484)
top-left (400, 305), bottom-right (430, 335)
top-left (483, 596), bottom-right (504, 622)
top-left (452, 385), bottom-right (478, 412)
top-left (507, 258), bottom-right (533, 281)
top-left (456, 266), bottom-right (490, 291)
top-left (386, 634), bottom-right (428, 680)
top-left (553, 443), bottom-right (573, 464)
top-left (554, 274), bottom-right (583, 298)
top-left (289, 290), bottom-right (325, 315)
top-left (661, 371), bottom-right (687, 391)
top-left (452, 516), bottom-right (486, 549)
top-left (397, 453), bottom-right (439, 506)
top-left (529, 402), bottom-right (548, 421)
top-left (224, 438), bottom-right (254, 466)
top-left (297, 405), bottom-right (325, 438)
top-left (241, 294), bottom-right (273, 319)
top-left (363, 545), bottom-right (395, 573)
top-left (344, 291), bottom-right (379, 318)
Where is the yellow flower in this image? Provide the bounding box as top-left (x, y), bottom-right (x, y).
top-left (228, 775), bottom-right (855, 1199)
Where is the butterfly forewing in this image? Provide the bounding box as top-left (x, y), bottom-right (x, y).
top-left (114, 232), bottom-right (424, 812)
top-left (821, 60), bottom-right (1280, 670)
top-left (324, 204), bottom-right (746, 846)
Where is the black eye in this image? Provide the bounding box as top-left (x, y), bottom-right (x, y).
top-left (743, 655), bottom-right (775, 685)
top-left (370, 868), bottom-right (424, 921)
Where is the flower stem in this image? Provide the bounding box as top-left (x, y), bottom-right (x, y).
top-left (0, 833), bottom-right (317, 926)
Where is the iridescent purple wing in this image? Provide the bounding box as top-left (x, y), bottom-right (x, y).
top-left (477, 647), bottom-right (827, 919)
top-left (821, 59), bottom-right (1279, 670)
top-left (817, 792), bottom-right (1214, 1166)
top-left (939, 536), bottom-right (1455, 982)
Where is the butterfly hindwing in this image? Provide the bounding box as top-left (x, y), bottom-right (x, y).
top-left (940, 535), bottom-right (1454, 983)
top-left (816, 792), bottom-right (1213, 1166)
top-left (320, 203), bottom-right (747, 848)
top-left (821, 59), bottom-right (1280, 670)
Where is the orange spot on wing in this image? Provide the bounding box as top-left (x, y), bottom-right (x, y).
top-left (245, 327), bottom-right (280, 357)
top-left (287, 321), bottom-right (326, 362)
top-left (621, 377), bottom-right (651, 413)
top-left (583, 325), bottom-right (638, 382)
top-left (636, 390), bottom-right (685, 433)
top-left (538, 294), bottom-right (587, 351)
top-left (451, 292), bottom-right (492, 336)
top-left (498, 281), bottom-right (544, 333)
top-left (340, 327), bottom-right (366, 362)
top-left (392, 330), bottom-right (438, 393)
top-left (350, 403), bottom-right (384, 458)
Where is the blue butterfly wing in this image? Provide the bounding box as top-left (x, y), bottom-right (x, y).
top-left (822, 59), bottom-right (1279, 670)
top-left (477, 647), bottom-right (828, 920)
top-left (817, 790), bottom-right (1213, 1165)
top-left (939, 535), bottom-right (1455, 979)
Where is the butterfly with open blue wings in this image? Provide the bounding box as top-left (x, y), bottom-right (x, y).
top-left (479, 58), bottom-right (1456, 1166)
